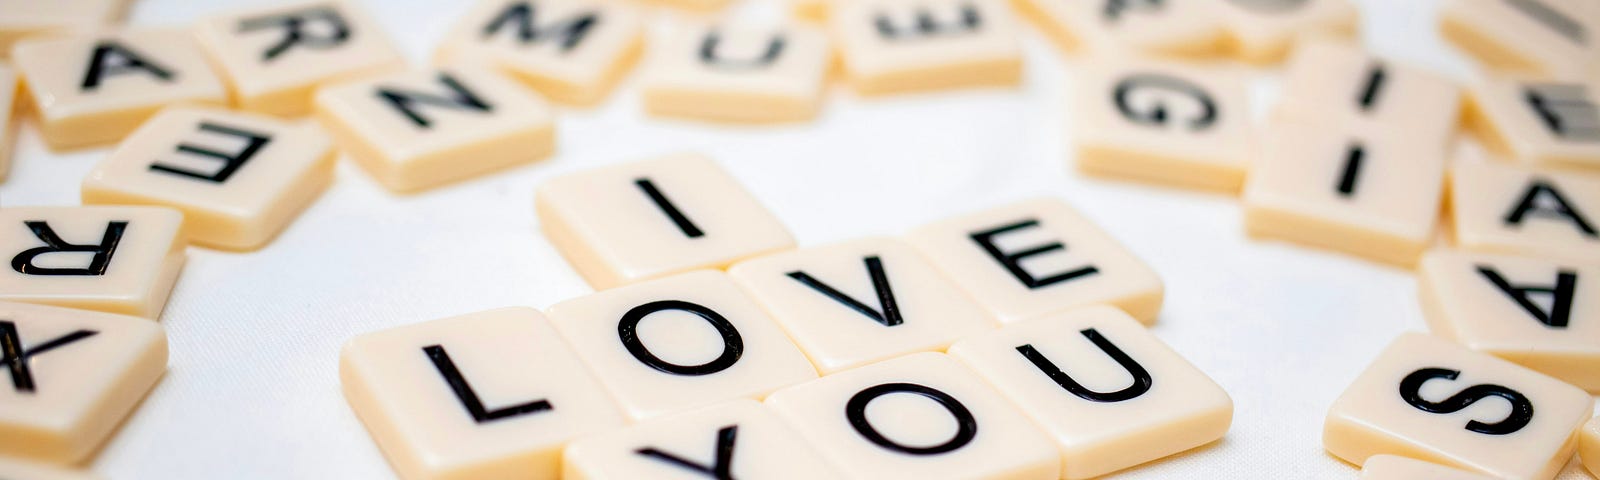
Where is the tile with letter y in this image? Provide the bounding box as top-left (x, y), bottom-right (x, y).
top-left (434, 0), bottom-right (645, 106)
top-left (0, 0), bottom-right (125, 60)
top-left (1013, 0), bottom-right (1227, 58)
top-left (1359, 455), bottom-right (1497, 480)
top-left (339, 307), bottom-right (625, 480)
top-left (830, 0), bottom-right (1023, 95)
top-left (1465, 76), bottom-right (1600, 171)
top-left (1440, 0), bottom-right (1600, 79)
top-left (1450, 161), bottom-right (1600, 264)
top-left (641, 22), bottom-right (831, 123)
top-left (562, 398), bottom-right (841, 480)
top-left (1214, 0), bottom-right (1358, 64)
top-left (0, 207), bottom-right (185, 319)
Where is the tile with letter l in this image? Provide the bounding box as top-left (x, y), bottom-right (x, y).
top-left (830, 0), bottom-right (1023, 95)
top-left (434, 0), bottom-right (645, 106)
top-left (1214, 0), bottom-right (1358, 64)
top-left (562, 398), bottom-right (841, 480)
top-left (1449, 160), bottom-right (1600, 264)
top-left (0, 456), bottom-right (105, 480)
top-left (1013, 0), bottom-right (1227, 58)
top-left (1439, 0), bottom-right (1600, 79)
top-left (0, 0), bottom-right (125, 60)
top-left (641, 22), bottom-right (831, 123)
top-left (1274, 41), bottom-right (1462, 151)
top-left (0, 207), bottom-right (185, 319)
top-left (1465, 76), bottom-right (1600, 171)
top-left (1359, 454), bottom-right (1497, 480)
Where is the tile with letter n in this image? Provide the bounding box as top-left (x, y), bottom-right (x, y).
top-left (1439, 0), bottom-right (1600, 79)
top-left (830, 0), bottom-right (1023, 95)
top-left (1213, 0), bottom-right (1358, 64)
top-left (434, 0), bottom-right (645, 106)
top-left (0, 0), bottom-right (126, 61)
top-left (0, 63), bottom-right (15, 183)
top-left (0, 456), bottom-right (105, 480)
top-left (562, 398), bottom-right (841, 480)
top-left (339, 307), bottom-right (624, 480)
top-left (1273, 41), bottom-right (1462, 152)
top-left (0, 301), bottom-right (167, 465)
top-left (641, 22), bottom-right (831, 124)
top-left (1013, 0), bottom-right (1226, 58)
top-left (1466, 76), bottom-right (1600, 171)
top-left (1449, 161), bottom-right (1600, 264)
top-left (0, 206), bottom-right (186, 319)
top-left (1359, 455), bottom-right (1497, 480)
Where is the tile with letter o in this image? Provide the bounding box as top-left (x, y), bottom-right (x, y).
top-left (1450, 161), bottom-right (1600, 264)
top-left (1014, 0), bottom-right (1226, 57)
top-left (641, 22), bottom-right (831, 123)
top-left (1274, 41), bottom-right (1462, 151)
top-left (562, 398), bottom-right (841, 480)
top-left (0, 0), bottom-right (125, 60)
top-left (1439, 0), bottom-right (1600, 79)
top-left (434, 0), bottom-right (645, 106)
top-left (0, 63), bottom-right (15, 183)
top-left (1466, 76), bottom-right (1600, 171)
top-left (1359, 454), bottom-right (1496, 480)
top-left (0, 456), bottom-right (104, 480)
top-left (0, 206), bottom-right (185, 319)
top-left (830, 0), bottom-right (1023, 95)
top-left (1214, 0), bottom-right (1358, 64)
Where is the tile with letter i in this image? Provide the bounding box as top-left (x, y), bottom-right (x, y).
top-left (830, 0), bottom-right (1023, 95)
top-left (1013, 0), bottom-right (1227, 58)
top-left (1466, 76), bottom-right (1600, 171)
top-left (1359, 455), bottom-right (1497, 480)
top-left (1274, 41), bottom-right (1463, 150)
top-left (1214, 0), bottom-right (1358, 64)
top-left (314, 66), bottom-right (556, 193)
top-left (339, 307), bottom-right (625, 480)
top-left (0, 456), bottom-right (104, 480)
top-left (1323, 332), bottom-right (1592, 480)
top-left (10, 28), bottom-right (227, 150)
top-left (0, 207), bottom-right (185, 319)
top-left (1582, 416), bottom-right (1600, 478)
top-left (0, 63), bottom-right (15, 183)
top-left (434, 0), bottom-right (645, 106)
top-left (1440, 0), bottom-right (1600, 79)
top-left (562, 399), bottom-right (842, 480)
top-left (194, 0), bottom-right (406, 117)
top-left (82, 107), bottom-right (335, 251)
top-left (0, 301), bottom-right (167, 465)
top-left (641, 22), bottom-right (831, 124)
top-left (1449, 161), bottom-right (1600, 264)
top-left (0, 0), bottom-right (126, 60)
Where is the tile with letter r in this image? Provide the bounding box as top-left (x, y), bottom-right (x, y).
top-left (1439, 0), bottom-right (1600, 79)
top-left (434, 0), bottom-right (645, 106)
top-left (562, 399), bottom-right (841, 480)
top-left (1449, 160), bottom-right (1600, 264)
top-left (1359, 454), bottom-right (1497, 480)
top-left (1214, 0), bottom-right (1358, 64)
top-left (0, 0), bottom-right (125, 60)
top-left (641, 22), bottom-right (831, 123)
top-left (1013, 0), bottom-right (1227, 58)
top-left (0, 206), bottom-right (186, 319)
top-left (830, 0), bottom-right (1023, 95)
top-left (1465, 76), bottom-right (1600, 171)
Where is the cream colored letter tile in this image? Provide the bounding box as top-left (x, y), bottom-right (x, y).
top-left (1215, 0), bottom-right (1358, 64)
top-left (11, 29), bottom-right (227, 150)
top-left (1450, 161), bottom-right (1600, 264)
top-left (1323, 332), bottom-right (1592, 480)
top-left (792, 0), bottom-right (832, 22)
top-left (536, 153), bottom-right (795, 289)
top-left (1581, 416), bottom-right (1600, 478)
top-left (82, 107), bottom-right (334, 251)
top-left (0, 63), bottom-right (16, 183)
top-left (1275, 42), bottom-right (1463, 149)
top-left (1439, 0), bottom-right (1600, 79)
top-left (195, 0), bottom-right (406, 117)
top-left (764, 352), bottom-right (1059, 480)
top-left (1359, 454), bottom-right (1497, 480)
top-left (547, 271), bottom-right (818, 421)
top-left (562, 399), bottom-right (841, 480)
top-left (0, 301), bottom-right (166, 464)
top-left (905, 197), bottom-right (1164, 324)
top-left (641, 23), bottom-right (830, 123)
top-left (830, 0), bottom-right (1023, 95)
top-left (0, 207), bottom-right (185, 319)
top-left (0, 456), bottom-right (105, 480)
top-left (727, 237), bottom-right (995, 374)
top-left (314, 66), bottom-right (555, 193)
top-left (1466, 76), bottom-right (1600, 171)
top-left (1014, 0), bottom-right (1226, 57)
top-left (0, 0), bottom-right (125, 60)
top-left (434, 0), bottom-right (645, 106)
top-left (340, 307), bottom-right (625, 480)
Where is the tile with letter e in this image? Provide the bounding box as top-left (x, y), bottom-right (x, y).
top-left (1214, 0), bottom-right (1358, 64)
top-left (0, 63), bottom-right (15, 183)
top-left (0, 301), bottom-right (166, 465)
top-left (764, 352), bottom-right (1059, 480)
top-left (562, 398), bottom-right (841, 480)
top-left (1583, 416), bottom-right (1600, 478)
top-left (194, 0), bottom-right (406, 117)
top-left (0, 0), bottom-right (125, 60)
top-left (1275, 41), bottom-right (1463, 150)
top-left (947, 305), bottom-right (1232, 480)
top-left (536, 153), bottom-right (794, 289)
top-left (314, 66), bottom-right (555, 193)
top-left (727, 237), bottom-right (996, 374)
top-left (339, 307), bottom-right (625, 480)
top-left (11, 28), bottom-right (227, 150)
top-left (1450, 161), bottom-right (1600, 264)
top-left (0, 456), bottom-right (104, 480)
top-left (905, 197), bottom-right (1163, 324)
top-left (547, 270), bottom-right (818, 421)
top-left (830, 0), bottom-right (1023, 95)
top-left (434, 0), bottom-right (645, 106)
top-left (641, 22), bottom-right (831, 123)
top-left (1439, 0), bottom-right (1600, 79)
top-left (1359, 454), bottom-right (1497, 480)
top-left (82, 107), bottom-right (335, 251)
top-left (1466, 76), bottom-right (1600, 171)
top-left (1323, 332), bottom-right (1592, 480)
top-left (0, 207), bottom-right (185, 319)
top-left (1014, 0), bottom-right (1226, 58)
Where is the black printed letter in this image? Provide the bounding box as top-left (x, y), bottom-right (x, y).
top-left (375, 73), bottom-right (492, 128)
top-left (11, 221), bottom-right (127, 276)
top-left (482, 2), bottom-right (599, 53)
top-left (148, 122), bottom-right (272, 183)
top-left (699, 32), bottom-right (785, 69)
top-left (1016, 328), bottom-right (1153, 402)
top-left (635, 178), bottom-right (704, 238)
top-left (874, 4), bottom-right (981, 39)
top-left (970, 219), bottom-right (1099, 289)
top-left (1398, 367), bottom-right (1534, 436)
top-left (1504, 180), bottom-right (1598, 237)
top-left (237, 6), bottom-right (352, 62)
top-left (618, 301), bottom-right (743, 376)
top-left (786, 256), bottom-right (904, 327)
top-left (1113, 73), bottom-right (1217, 131)
top-left (81, 42), bottom-right (174, 90)
top-left (846, 382), bottom-right (977, 455)
top-left (1477, 266), bottom-right (1577, 328)
top-left (635, 425), bottom-right (738, 479)
top-left (0, 321), bottom-right (98, 393)
top-left (424, 345), bottom-right (552, 423)
top-left (1523, 83), bottom-right (1600, 141)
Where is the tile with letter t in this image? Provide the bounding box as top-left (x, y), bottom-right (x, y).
top-left (1274, 41), bottom-right (1463, 150)
top-left (434, 0), bottom-right (645, 106)
top-left (562, 398), bottom-right (841, 480)
top-left (905, 197), bottom-right (1163, 324)
top-left (1013, 0), bottom-right (1226, 57)
top-left (536, 153), bottom-right (795, 289)
top-left (727, 237), bottom-right (996, 374)
top-left (1359, 455), bottom-right (1497, 480)
top-left (194, 0), bottom-right (406, 117)
top-left (82, 107), bottom-right (335, 251)
top-left (641, 22), bottom-right (831, 123)
top-left (947, 306), bottom-right (1232, 480)
top-left (1466, 76), bottom-right (1600, 171)
top-left (339, 307), bottom-right (625, 480)
top-left (1582, 416), bottom-right (1600, 478)
top-left (314, 66), bottom-right (556, 193)
top-left (547, 270), bottom-right (818, 421)
top-left (1450, 161), bottom-right (1600, 264)
top-left (0, 63), bottom-right (15, 183)
top-left (0, 301), bottom-right (167, 464)
top-left (764, 352), bottom-right (1059, 480)
top-left (1323, 332), bottom-right (1592, 480)
top-left (0, 207), bottom-right (185, 319)
top-left (830, 0), bottom-right (1023, 95)
top-left (1214, 0), bottom-right (1358, 64)
top-left (10, 28), bottom-right (227, 150)
top-left (0, 456), bottom-right (105, 480)
top-left (1440, 0), bottom-right (1600, 79)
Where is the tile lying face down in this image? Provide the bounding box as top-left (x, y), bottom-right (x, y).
top-left (1449, 161), bottom-right (1600, 265)
top-left (829, 0), bottom-right (1023, 95)
top-left (1465, 76), bottom-right (1600, 172)
top-left (562, 398), bottom-right (841, 480)
top-left (641, 22), bottom-right (831, 123)
top-left (1359, 454), bottom-right (1497, 480)
top-left (434, 0), bottom-right (645, 106)
top-left (1439, 0), bottom-right (1600, 79)
top-left (0, 206), bottom-right (186, 319)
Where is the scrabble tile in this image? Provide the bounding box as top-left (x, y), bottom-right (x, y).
top-left (727, 237), bottom-right (996, 374)
top-left (905, 197), bottom-right (1163, 324)
top-left (641, 23), bottom-right (831, 123)
top-left (547, 270), bottom-right (818, 421)
top-left (339, 307), bottom-right (625, 480)
top-left (830, 0), bottom-right (1023, 95)
top-left (792, 0), bottom-right (831, 22)
top-left (1013, 0), bottom-right (1227, 57)
top-left (1215, 0), bottom-right (1358, 64)
top-left (0, 63), bottom-right (16, 183)
top-left (1359, 454), bottom-right (1497, 480)
top-left (1582, 416), bottom-right (1600, 478)
top-left (947, 306), bottom-right (1232, 479)
top-left (11, 29), bottom-right (227, 150)
top-left (562, 398), bottom-right (842, 480)
top-left (1465, 77), bottom-right (1600, 171)
top-left (1323, 332), bottom-right (1592, 480)
top-left (1439, 0), bottom-right (1600, 79)
top-left (1071, 56), bottom-right (1254, 193)
top-left (0, 0), bottom-right (125, 60)
top-left (82, 107), bottom-right (335, 251)
top-left (314, 66), bottom-right (555, 193)
top-left (1449, 161), bottom-right (1600, 264)
top-left (0, 207), bottom-right (186, 319)
top-left (1275, 42), bottom-right (1463, 149)
top-left (764, 352), bottom-right (1059, 480)
top-left (433, 0), bottom-right (645, 106)
top-left (0, 456), bottom-right (105, 480)
top-left (1419, 250), bottom-right (1600, 391)
top-left (194, 1), bottom-right (406, 117)
top-left (0, 301), bottom-right (166, 464)
top-left (536, 153), bottom-right (795, 289)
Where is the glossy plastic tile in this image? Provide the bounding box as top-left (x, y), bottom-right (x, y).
top-left (641, 23), bottom-right (830, 123)
top-left (1359, 454), bottom-right (1497, 480)
top-left (0, 0), bottom-right (124, 60)
top-left (563, 398), bottom-right (841, 480)
top-left (1013, 0), bottom-right (1226, 57)
top-left (434, 0), bottom-right (644, 106)
top-left (1450, 161), bottom-right (1600, 264)
top-left (0, 63), bottom-right (15, 183)
top-left (1582, 416), bottom-right (1600, 478)
top-left (1275, 41), bottom-right (1463, 150)
top-left (1215, 0), bottom-right (1358, 64)
top-left (1466, 77), bottom-right (1600, 171)
top-left (0, 456), bottom-right (105, 480)
top-left (830, 0), bottom-right (1022, 95)
top-left (1439, 0), bottom-right (1600, 79)
top-left (0, 207), bottom-right (185, 319)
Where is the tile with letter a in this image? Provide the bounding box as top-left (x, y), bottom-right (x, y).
top-left (0, 207), bottom-right (185, 319)
top-left (1466, 76), bottom-right (1600, 171)
top-left (562, 398), bottom-right (842, 480)
top-left (0, 301), bottom-right (167, 465)
top-left (764, 352), bottom-right (1059, 480)
top-left (1274, 41), bottom-right (1463, 150)
top-left (434, 0), bottom-right (645, 106)
top-left (947, 306), bottom-right (1232, 480)
top-left (1359, 455), bottom-right (1497, 480)
top-left (0, 0), bottom-right (124, 60)
top-left (546, 270), bottom-right (818, 421)
top-left (339, 307), bottom-right (625, 480)
top-left (905, 197), bottom-right (1163, 324)
top-left (1440, 0), bottom-right (1600, 79)
top-left (1214, 0), bottom-right (1358, 64)
top-left (0, 63), bottom-right (16, 183)
top-left (1449, 161), bottom-right (1600, 264)
top-left (0, 456), bottom-right (105, 480)
top-left (194, 1), bottom-right (405, 117)
top-left (82, 107), bottom-right (335, 251)
top-left (1582, 416), bottom-right (1600, 478)
top-left (641, 22), bottom-right (831, 123)
top-left (535, 153), bottom-right (795, 289)
top-left (10, 28), bottom-right (227, 150)
top-left (314, 66), bottom-right (555, 193)
top-left (1323, 332), bottom-right (1592, 480)
top-left (829, 0), bottom-right (1023, 95)
top-left (1013, 0), bottom-right (1226, 58)
top-left (727, 237), bottom-right (996, 374)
